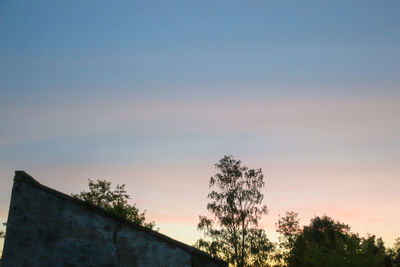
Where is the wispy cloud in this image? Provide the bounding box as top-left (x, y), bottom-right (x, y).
top-left (1, 94), bottom-right (399, 146)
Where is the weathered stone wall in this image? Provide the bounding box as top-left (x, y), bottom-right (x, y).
top-left (1, 171), bottom-right (226, 267)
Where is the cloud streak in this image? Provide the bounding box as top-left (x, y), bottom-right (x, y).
top-left (2, 94), bottom-right (399, 146)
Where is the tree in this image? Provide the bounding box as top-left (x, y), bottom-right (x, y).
top-left (247, 228), bottom-right (276, 267)
top-left (276, 214), bottom-right (389, 267)
top-left (0, 221), bottom-right (6, 240)
top-left (289, 215), bottom-right (353, 267)
top-left (195, 155), bottom-right (269, 267)
top-left (0, 222), bottom-right (6, 265)
top-left (275, 211), bottom-right (301, 265)
top-left (386, 238), bottom-right (400, 267)
top-left (72, 179), bottom-right (155, 229)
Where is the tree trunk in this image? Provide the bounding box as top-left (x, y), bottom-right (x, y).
top-left (233, 228), bottom-right (239, 266)
top-left (240, 219), bottom-right (245, 267)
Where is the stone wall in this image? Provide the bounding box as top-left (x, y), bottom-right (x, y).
top-left (1, 171), bottom-right (226, 267)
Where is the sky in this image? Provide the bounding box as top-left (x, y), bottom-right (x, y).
top-left (1, 0), bottom-right (400, 251)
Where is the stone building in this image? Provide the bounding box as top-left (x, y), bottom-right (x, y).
top-left (1, 171), bottom-right (226, 267)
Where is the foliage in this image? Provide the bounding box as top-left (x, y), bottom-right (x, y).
top-left (275, 211), bottom-right (301, 265)
top-left (276, 213), bottom-right (393, 267)
top-left (386, 238), bottom-right (400, 267)
top-left (247, 228), bottom-right (276, 266)
top-left (0, 222), bottom-right (5, 266)
top-left (72, 179), bottom-right (155, 229)
top-left (288, 215), bottom-right (352, 267)
top-left (196, 219), bottom-right (275, 266)
top-left (195, 155), bottom-right (269, 267)
top-left (196, 208), bottom-right (400, 267)
top-left (0, 221), bottom-right (6, 239)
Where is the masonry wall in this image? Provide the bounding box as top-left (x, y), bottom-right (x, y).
top-left (1, 171), bottom-right (226, 267)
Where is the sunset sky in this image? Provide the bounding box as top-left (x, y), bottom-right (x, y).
top-left (1, 0), bottom-right (399, 250)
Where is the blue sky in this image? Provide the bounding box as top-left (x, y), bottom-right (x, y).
top-left (1, 0), bottom-right (400, 248)
top-left (1, 0), bottom-right (399, 100)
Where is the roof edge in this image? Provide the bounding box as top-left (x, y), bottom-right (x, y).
top-left (15, 170), bottom-right (40, 185)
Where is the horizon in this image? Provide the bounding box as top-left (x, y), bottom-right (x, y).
top-left (1, 0), bottom-right (399, 253)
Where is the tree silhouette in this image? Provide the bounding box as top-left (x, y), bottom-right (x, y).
top-left (276, 214), bottom-right (391, 267)
top-left (195, 155), bottom-right (269, 267)
top-left (386, 238), bottom-right (400, 267)
top-left (72, 179), bottom-right (155, 229)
